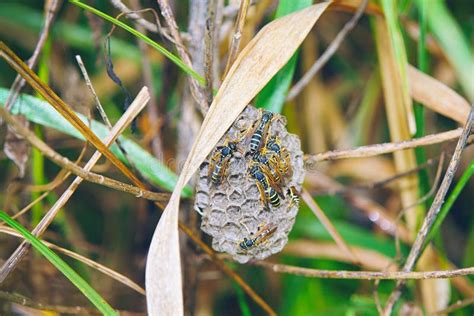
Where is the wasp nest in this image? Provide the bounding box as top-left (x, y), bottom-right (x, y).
top-left (195, 105), bottom-right (304, 263)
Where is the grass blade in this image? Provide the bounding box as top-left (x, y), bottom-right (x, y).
top-left (380, 0), bottom-right (415, 134)
top-left (0, 211), bottom-right (117, 315)
top-left (413, 0), bottom-right (431, 210)
top-left (68, 0), bottom-right (205, 86)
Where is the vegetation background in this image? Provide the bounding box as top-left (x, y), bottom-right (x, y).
top-left (0, 0), bottom-right (473, 315)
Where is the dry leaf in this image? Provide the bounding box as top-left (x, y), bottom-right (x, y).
top-left (145, 3), bottom-right (330, 314)
top-left (408, 65), bottom-right (471, 124)
top-left (374, 16), bottom-right (421, 233)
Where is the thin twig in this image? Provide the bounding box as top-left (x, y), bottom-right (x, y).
top-left (222, 0), bottom-right (250, 79)
top-left (75, 56), bottom-right (111, 126)
top-left (156, 0), bottom-right (208, 114)
top-left (204, 0), bottom-right (218, 104)
top-left (301, 188), bottom-right (361, 265)
top-left (109, 0), bottom-right (161, 34)
top-left (0, 88), bottom-right (150, 283)
top-left (304, 128), bottom-right (464, 164)
top-left (0, 100), bottom-right (168, 203)
top-left (286, 0), bottom-right (368, 101)
top-left (286, 0), bottom-right (369, 101)
top-left (10, 171), bottom-right (70, 220)
top-left (0, 290), bottom-right (97, 315)
top-left (430, 297), bottom-right (474, 315)
top-left (25, 168), bottom-right (72, 192)
top-left (397, 152), bottom-right (445, 216)
top-left (76, 53), bottom-right (142, 171)
top-left (383, 104), bottom-right (474, 315)
top-left (0, 226), bottom-right (145, 295)
top-left (252, 261), bottom-right (474, 280)
top-left (4, 0), bottom-right (60, 110)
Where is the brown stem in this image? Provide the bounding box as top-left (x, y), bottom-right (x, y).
top-left (4, 0), bottom-right (60, 109)
top-left (156, 0), bottom-right (208, 114)
top-left (253, 261), bottom-right (474, 280)
top-left (222, 0), bottom-right (250, 79)
top-left (304, 128), bottom-right (465, 164)
top-left (204, 0), bottom-right (218, 105)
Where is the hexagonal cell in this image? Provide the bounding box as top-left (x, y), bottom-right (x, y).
top-left (228, 189), bottom-right (243, 203)
top-left (195, 105), bottom-right (305, 263)
top-left (207, 209), bottom-right (227, 227)
top-left (226, 204), bottom-right (240, 219)
top-left (210, 191), bottom-right (226, 204)
top-left (195, 191), bottom-right (209, 209)
top-left (244, 183), bottom-right (259, 197)
top-left (240, 200), bottom-right (260, 216)
top-left (227, 173), bottom-right (242, 187)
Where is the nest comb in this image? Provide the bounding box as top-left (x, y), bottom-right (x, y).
top-left (195, 105), bottom-right (305, 263)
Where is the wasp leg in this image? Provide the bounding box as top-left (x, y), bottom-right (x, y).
top-left (259, 163), bottom-right (285, 198)
top-left (239, 219), bottom-right (253, 235)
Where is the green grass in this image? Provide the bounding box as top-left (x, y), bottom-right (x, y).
top-left (0, 211), bottom-right (118, 315)
top-left (413, 0), bottom-right (431, 210)
top-left (69, 0), bottom-right (205, 86)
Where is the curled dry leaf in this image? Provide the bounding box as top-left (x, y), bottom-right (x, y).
top-left (145, 3), bottom-right (330, 315)
top-left (408, 65), bottom-right (471, 124)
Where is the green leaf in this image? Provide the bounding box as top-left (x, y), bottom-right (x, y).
top-left (231, 280), bottom-right (252, 316)
top-left (255, 0), bottom-right (312, 113)
top-left (0, 88), bottom-right (192, 197)
top-left (0, 211), bottom-right (118, 315)
top-left (68, 0), bottom-right (205, 86)
top-left (414, 0), bottom-right (431, 209)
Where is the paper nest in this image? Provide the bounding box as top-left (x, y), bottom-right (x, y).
top-left (195, 105), bottom-right (305, 263)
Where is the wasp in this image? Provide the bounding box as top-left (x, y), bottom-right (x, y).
top-left (287, 186), bottom-right (300, 207)
top-left (246, 110), bottom-right (275, 155)
top-left (208, 140), bottom-right (241, 185)
top-left (249, 164), bottom-right (282, 209)
top-left (252, 150), bottom-right (285, 188)
top-left (239, 222), bottom-right (277, 250)
top-left (266, 136), bottom-right (292, 177)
